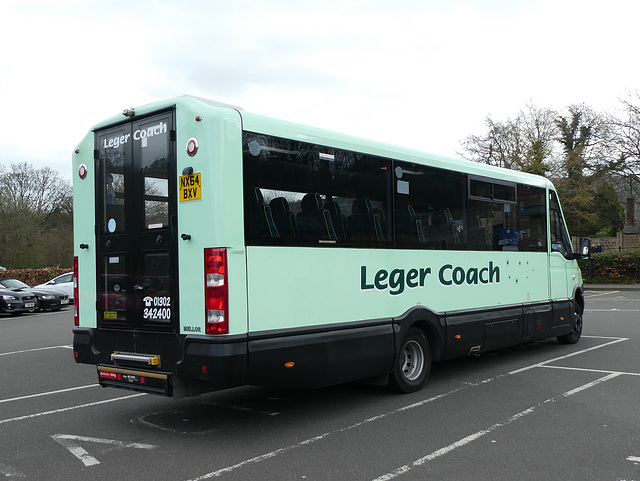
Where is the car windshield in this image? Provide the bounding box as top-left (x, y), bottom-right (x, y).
top-left (0, 279), bottom-right (30, 289)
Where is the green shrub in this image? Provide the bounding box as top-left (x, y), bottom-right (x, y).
top-left (579, 250), bottom-right (640, 284)
top-left (0, 267), bottom-right (71, 286)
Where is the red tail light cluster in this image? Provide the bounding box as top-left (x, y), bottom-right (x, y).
top-left (204, 248), bottom-right (229, 334)
top-left (73, 256), bottom-right (79, 326)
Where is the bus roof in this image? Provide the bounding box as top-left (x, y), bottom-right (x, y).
top-left (90, 95), bottom-right (553, 190)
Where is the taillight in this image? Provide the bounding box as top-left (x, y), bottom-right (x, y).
top-left (204, 248), bottom-right (228, 334)
top-left (73, 256), bottom-right (79, 326)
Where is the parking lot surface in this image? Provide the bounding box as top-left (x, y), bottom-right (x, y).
top-left (1, 290), bottom-right (639, 480)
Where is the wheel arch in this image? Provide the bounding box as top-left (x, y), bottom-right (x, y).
top-left (393, 306), bottom-right (446, 362)
top-left (572, 285), bottom-right (585, 314)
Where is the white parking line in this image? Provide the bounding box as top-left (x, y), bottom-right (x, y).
top-left (0, 383), bottom-right (99, 404)
top-left (184, 336), bottom-right (627, 481)
top-left (0, 462), bottom-right (25, 478)
top-left (509, 336), bottom-right (627, 375)
top-left (372, 373), bottom-right (621, 481)
top-left (0, 393), bottom-right (146, 425)
top-left (51, 434), bottom-right (157, 467)
top-left (0, 384), bottom-right (98, 404)
top-left (184, 388), bottom-right (466, 481)
top-left (542, 364), bottom-right (640, 377)
top-left (0, 345), bottom-right (72, 356)
top-left (586, 308), bottom-right (640, 312)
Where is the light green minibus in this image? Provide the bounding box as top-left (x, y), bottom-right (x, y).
top-left (72, 96), bottom-right (587, 397)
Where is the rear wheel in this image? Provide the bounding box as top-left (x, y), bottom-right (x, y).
top-left (388, 328), bottom-right (431, 393)
top-left (557, 304), bottom-right (583, 345)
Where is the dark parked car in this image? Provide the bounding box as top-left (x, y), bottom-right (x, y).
top-left (0, 278), bottom-right (69, 311)
top-left (0, 287), bottom-right (37, 316)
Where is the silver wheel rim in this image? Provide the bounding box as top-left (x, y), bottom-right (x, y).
top-left (574, 312), bottom-right (583, 333)
top-left (401, 340), bottom-right (424, 381)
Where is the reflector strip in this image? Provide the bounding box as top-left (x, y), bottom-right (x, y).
top-left (98, 366), bottom-right (167, 380)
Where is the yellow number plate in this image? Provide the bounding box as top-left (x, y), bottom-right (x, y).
top-left (179, 172), bottom-right (202, 202)
top-left (103, 311), bottom-right (117, 320)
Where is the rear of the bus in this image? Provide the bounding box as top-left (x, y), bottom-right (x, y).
top-left (72, 97), bottom-right (248, 397)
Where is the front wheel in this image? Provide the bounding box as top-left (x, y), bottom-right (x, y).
top-left (557, 304), bottom-right (583, 345)
top-left (388, 328), bottom-right (431, 393)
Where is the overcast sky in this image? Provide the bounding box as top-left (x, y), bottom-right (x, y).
top-left (2, 0), bottom-right (639, 180)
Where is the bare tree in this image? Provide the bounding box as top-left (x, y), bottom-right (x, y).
top-left (458, 103), bottom-right (559, 175)
top-left (0, 162), bottom-right (71, 215)
top-left (555, 104), bottom-right (611, 178)
top-left (459, 102), bottom-right (623, 236)
top-left (0, 163), bottom-right (73, 268)
top-left (606, 93), bottom-right (640, 183)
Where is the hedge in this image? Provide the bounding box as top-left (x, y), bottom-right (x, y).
top-left (0, 267), bottom-right (72, 287)
top-left (579, 251), bottom-right (640, 284)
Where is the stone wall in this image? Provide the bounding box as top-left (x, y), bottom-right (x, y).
top-left (576, 233), bottom-right (640, 252)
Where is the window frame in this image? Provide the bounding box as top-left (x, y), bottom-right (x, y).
top-left (469, 176), bottom-right (517, 205)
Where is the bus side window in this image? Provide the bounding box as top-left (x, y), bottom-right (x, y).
top-left (244, 187), bottom-right (280, 240)
top-left (269, 197), bottom-right (299, 239)
top-left (427, 208), bottom-right (460, 248)
top-left (395, 163), bottom-right (466, 250)
top-left (348, 198), bottom-right (385, 245)
top-left (549, 191), bottom-right (572, 258)
top-left (104, 171), bottom-right (125, 233)
top-left (395, 204), bottom-right (426, 246)
top-left (242, 132), bottom-right (392, 248)
top-left (517, 185), bottom-right (547, 252)
top-left (296, 192), bottom-right (337, 241)
top-left (324, 201), bottom-right (348, 242)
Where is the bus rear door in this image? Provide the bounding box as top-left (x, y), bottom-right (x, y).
top-left (95, 110), bottom-right (178, 337)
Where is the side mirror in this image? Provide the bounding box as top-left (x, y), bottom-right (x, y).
top-left (574, 237), bottom-right (591, 259)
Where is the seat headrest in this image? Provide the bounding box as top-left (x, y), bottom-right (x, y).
top-left (352, 197), bottom-right (371, 214)
top-left (325, 200), bottom-right (341, 216)
top-left (245, 187), bottom-right (265, 206)
top-left (301, 192), bottom-right (323, 212)
top-left (269, 197), bottom-right (290, 214)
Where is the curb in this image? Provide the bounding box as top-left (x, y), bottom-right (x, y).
top-left (584, 284), bottom-right (640, 291)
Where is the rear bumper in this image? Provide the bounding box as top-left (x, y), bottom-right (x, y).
top-left (73, 328), bottom-right (248, 395)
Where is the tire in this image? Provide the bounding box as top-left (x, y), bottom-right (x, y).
top-left (557, 304), bottom-right (583, 345)
top-left (388, 328), bottom-right (431, 393)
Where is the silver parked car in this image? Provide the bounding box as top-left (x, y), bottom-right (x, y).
top-left (35, 272), bottom-right (74, 300)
